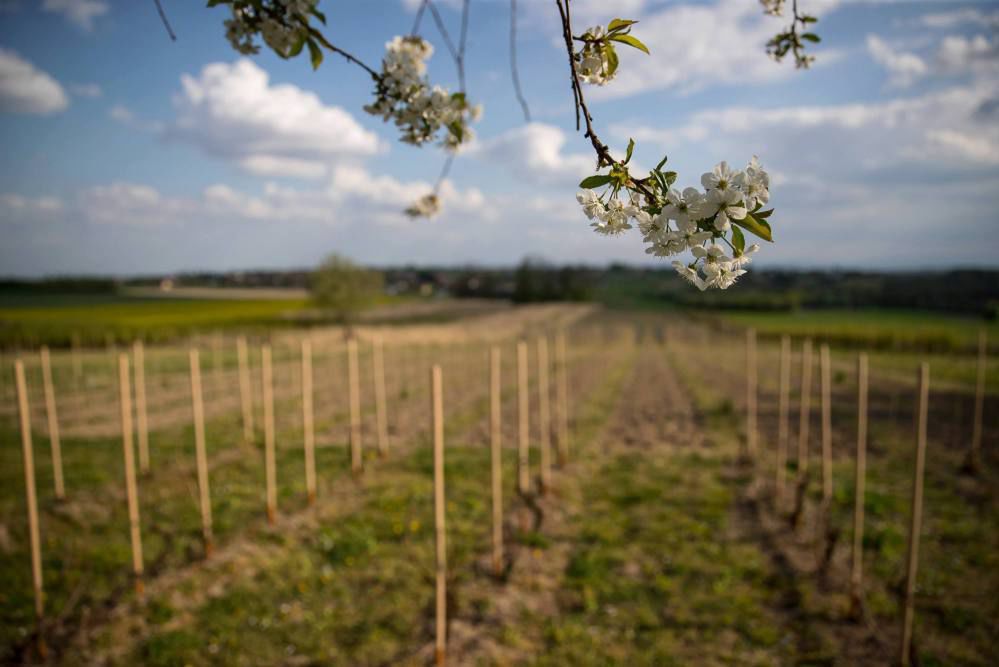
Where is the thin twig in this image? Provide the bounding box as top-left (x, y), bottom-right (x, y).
top-left (411, 0), bottom-right (430, 35)
top-left (555, 0), bottom-right (655, 198)
top-left (306, 26), bottom-right (380, 78)
top-left (509, 0), bottom-right (532, 122)
top-left (427, 1), bottom-right (460, 65)
top-left (152, 0), bottom-right (177, 41)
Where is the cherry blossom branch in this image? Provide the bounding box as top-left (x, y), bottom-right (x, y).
top-left (555, 0), bottom-right (654, 199)
top-left (509, 0), bottom-right (532, 122)
top-left (152, 0), bottom-right (177, 41)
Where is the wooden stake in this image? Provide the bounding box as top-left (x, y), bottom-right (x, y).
top-left (430, 364), bottom-right (447, 666)
top-left (490, 347), bottom-right (504, 576)
top-left (797, 339), bottom-right (813, 477)
top-left (301, 339), bottom-right (317, 504)
top-left (39, 347), bottom-right (65, 499)
top-left (900, 362), bottom-right (930, 667)
top-left (189, 349), bottom-right (214, 556)
top-left (970, 330), bottom-right (986, 470)
top-left (236, 336), bottom-right (255, 445)
top-left (850, 353), bottom-right (868, 616)
top-left (348, 338), bottom-right (362, 474)
top-left (117, 354), bottom-right (144, 594)
top-left (820, 344), bottom-right (833, 502)
top-left (373, 337), bottom-right (389, 457)
top-left (15, 360), bottom-right (45, 624)
top-left (555, 332), bottom-right (570, 465)
top-left (517, 341), bottom-right (530, 495)
top-left (776, 335), bottom-right (791, 509)
top-left (746, 329), bottom-right (758, 459)
top-left (133, 341), bottom-right (150, 475)
top-left (261, 345), bottom-right (277, 524)
top-left (537, 337), bottom-right (552, 494)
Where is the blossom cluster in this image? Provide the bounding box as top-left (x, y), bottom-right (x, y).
top-left (575, 26), bottom-right (616, 86)
top-left (364, 36), bottom-right (481, 152)
top-left (576, 157), bottom-right (773, 290)
top-left (572, 19), bottom-right (648, 87)
top-left (220, 0), bottom-right (319, 58)
top-left (404, 194), bottom-right (441, 218)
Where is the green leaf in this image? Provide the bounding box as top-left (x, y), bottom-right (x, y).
top-left (663, 171), bottom-right (677, 186)
top-left (654, 154), bottom-right (668, 172)
top-left (604, 44), bottom-right (619, 77)
top-left (733, 213), bottom-right (773, 242)
top-left (624, 138), bottom-right (635, 164)
top-left (801, 33), bottom-right (821, 43)
top-left (579, 174), bottom-right (613, 189)
top-left (448, 121), bottom-right (464, 141)
top-left (608, 34), bottom-right (650, 55)
top-left (755, 208), bottom-right (774, 219)
top-left (731, 226), bottom-right (746, 254)
top-left (802, 15), bottom-right (818, 23)
top-left (311, 8), bottom-right (327, 24)
top-left (607, 18), bottom-right (638, 33)
top-left (288, 33), bottom-right (307, 58)
top-left (307, 39), bottom-right (323, 70)
top-left (451, 92), bottom-right (467, 105)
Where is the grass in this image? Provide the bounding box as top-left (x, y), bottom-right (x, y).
top-left (712, 308), bottom-right (997, 354)
top-left (1, 309), bottom-right (995, 664)
top-left (0, 289), bottom-right (426, 348)
top-left (668, 331), bottom-right (999, 667)
top-left (0, 296), bottom-right (309, 347)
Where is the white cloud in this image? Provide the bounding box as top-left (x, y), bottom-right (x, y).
top-left (583, 0), bottom-right (837, 100)
top-left (0, 193), bottom-right (63, 222)
top-left (0, 48), bottom-right (68, 114)
top-left (70, 82), bottom-right (101, 98)
top-left (918, 8), bottom-right (999, 30)
top-left (867, 34), bottom-right (928, 88)
top-left (467, 123), bottom-right (592, 184)
top-left (79, 182), bottom-right (187, 226)
top-left (109, 104), bottom-right (163, 132)
top-left (239, 155), bottom-right (328, 180)
top-left (937, 34), bottom-right (997, 73)
top-left (69, 163), bottom-right (488, 229)
top-left (167, 60), bottom-right (383, 181)
top-left (613, 67), bottom-right (999, 192)
top-left (43, 0), bottom-right (108, 31)
top-left (925, 128), bottom-right (999, 165)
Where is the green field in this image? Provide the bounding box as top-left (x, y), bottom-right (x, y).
top-left (712, 308), bottom-right (997, 353)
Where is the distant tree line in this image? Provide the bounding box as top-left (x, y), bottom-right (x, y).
top-left (2, 266), bottom-right (996, 318)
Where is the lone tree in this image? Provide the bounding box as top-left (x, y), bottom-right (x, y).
top-left (161, 0), bottom-right (821, 291)
top-left (310, 254), bottom-right (384, 322)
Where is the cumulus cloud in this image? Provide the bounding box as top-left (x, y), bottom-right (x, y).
top-left (918, 8), bottom-right (999, 31)
top-left (467, 123), bottom-right (592, 184)
top-left (583, 0), bottom-right (836, 100)
top-left (0, 193), bottom-right (64, 223)
top-left (43, 0), bottom-right (108, 31)
top-left (937, 34), bottom-right (998, 74)
top-left (619, 79), bottom-right (999, 168)
top-left (70, 82), bottom-right (101, 98)
top-left (68, 163), bottom-right (489, 229)
top-left (867, 34), bottom-right (928, 88)
top-left (167, 60), bottom-right (383, 180)
top-left (0, 49), bottom-right (68, 114)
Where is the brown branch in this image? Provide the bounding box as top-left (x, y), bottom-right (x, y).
top-left (509, 0), bottom-right (532, 122)
top-left (153, 0), bottom-right (177, 41)
top-left (306, 26), bottom-right (380, 78)
top-left (555, 0), bottom-right (655, 199)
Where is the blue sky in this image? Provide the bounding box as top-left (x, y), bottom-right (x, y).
top-left (0, 0), bottom-right (997, 276)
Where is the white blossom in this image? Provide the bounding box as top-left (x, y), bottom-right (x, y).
top-left (405, 193), bottom-right (440, 218)
top-left (576, 190), bottom-right (603, 220)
